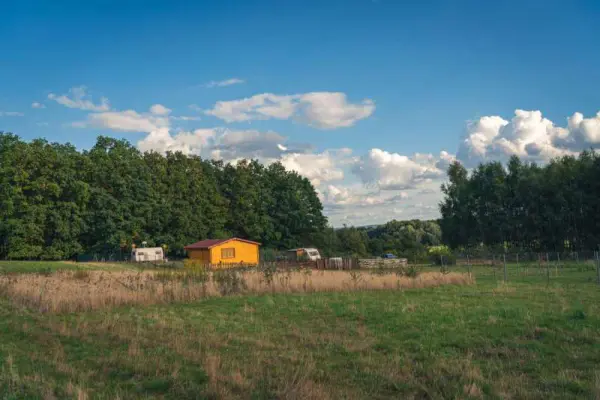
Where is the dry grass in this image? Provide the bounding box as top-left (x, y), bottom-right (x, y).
top-left (0, 269), bottom-right (473, 313)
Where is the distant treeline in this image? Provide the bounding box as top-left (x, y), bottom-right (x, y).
top-left (0, 133), bottom-right (327, 259)
top-left (319, 219), bottom-right (442, 260)
top-left (440, 152), bottom-right (600, 251)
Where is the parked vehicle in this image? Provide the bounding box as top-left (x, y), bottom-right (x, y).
top-left (288, 248), bottom-right (322, 261)
top-left (131, 247), bottom-right (164, 262)
top-left (381, 253), bottom-right (398, 259)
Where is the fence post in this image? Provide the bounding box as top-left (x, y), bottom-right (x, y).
top-left (538, 253), bottom-right (542, 275)
top-left (546, 253), bottom-right (550, 285)
top-left (596, 251), bottom-right (600, 285)
top-left (503, 253), bottom-right (507, 282)
top-left (556, 252), bottom-right (561, 270)
top-left (467, 254), bottom-right (471, 279)
top-left (516, 252), bottom-right (519, 275)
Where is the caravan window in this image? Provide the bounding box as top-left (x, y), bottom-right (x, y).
top-left (308, 251), bottom-right (319, 256)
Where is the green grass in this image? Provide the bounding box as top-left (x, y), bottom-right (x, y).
top-left (1, 263), bottom-right (600, 399)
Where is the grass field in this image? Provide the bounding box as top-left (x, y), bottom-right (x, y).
top-left (0, 262), bottom-right (599, 399)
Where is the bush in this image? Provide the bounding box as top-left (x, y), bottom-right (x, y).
top-left (213, 269), bottom-right (247, 295)
top-left (428, 245), bottom-right (456, 266)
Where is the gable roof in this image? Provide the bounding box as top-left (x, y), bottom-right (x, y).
top-left (184, 237), bottom-right (261, 250)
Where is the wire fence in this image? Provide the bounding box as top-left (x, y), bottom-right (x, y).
top-left (425, 250), bottom-right (600, 285)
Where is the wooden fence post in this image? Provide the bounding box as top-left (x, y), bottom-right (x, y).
top-left (596, 251), bottom-right (600, 285)
top-left (467, 254), bottom-right (471, 279)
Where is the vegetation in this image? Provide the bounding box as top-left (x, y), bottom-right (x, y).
top-left (0, 133), bottom-right (326, 259)
top-left (440, 152), bottom-right (600, 251)
top-left (0, 268), bottom-right (471, 313)
top-left (323, 219), bottom-right (442, 259)
top-left (0, 263), bottom-right (598, 399)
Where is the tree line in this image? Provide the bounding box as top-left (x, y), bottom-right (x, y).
top-left (440, 152), bottom-right (600, 252)
top-left (0, 133), bottom-right (327, 260)
top-left (318, 219), bottom-right (441, 261)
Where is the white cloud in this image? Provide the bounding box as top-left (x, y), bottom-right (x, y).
top-left (455, 109), bottom-right (593, 167)
top-left (205, 91), bottom-right (375, 129)
top-left (0, 111), bottom-right (24, 117)
top-left (321, 184), bottom-right (409, 207)
top-left (36, 122), bottom-right (49, 127)
top-left (138, 128), bottom-right (217, 155)
top-left (170, 115), bottom-right (202, 121)
top-left (297, 92), bottom-right (376, 129)
top-left (280, 152), bottom-right (346, 186)
top-left (352, 148), bottom-right (447, 190)
top-left (149, 104), bottom-right (171, 116)
top-left (203, 78), bottom-right (245, 88)
top-left (48, 86), bottom-right (110, 112)
top-left (74, 109), bottom-right (169, 132)
top-left (552, 112), bottom-right (600, 151)
top-left (323, 179), bottom-right (442, 227)
top-left (211, 130), bottom-right (293, 161)
top-left (31, 102), bottom-right (46, 109)
top-left (72, 104), bottom-right (173, 133)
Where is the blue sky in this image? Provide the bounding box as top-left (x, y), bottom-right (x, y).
top-left (2, 0), bottom-right (599, 225)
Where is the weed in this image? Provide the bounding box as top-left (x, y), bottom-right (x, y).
top-left (72, 270), bottom-right (90, 281)
top-left (213, 269), bottom-right (248, 296)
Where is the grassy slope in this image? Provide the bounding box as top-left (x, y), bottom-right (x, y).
top-left (0, 265), bottom-right (599, 399)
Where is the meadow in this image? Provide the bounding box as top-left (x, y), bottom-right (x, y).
top-left (0, 261), bottom-right (599, 399)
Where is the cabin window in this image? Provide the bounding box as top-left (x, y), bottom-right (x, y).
top-left (221, 248), bottom-right (235, 259)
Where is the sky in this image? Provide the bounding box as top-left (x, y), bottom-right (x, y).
top-left (1, 0), bottom-right (600, 226)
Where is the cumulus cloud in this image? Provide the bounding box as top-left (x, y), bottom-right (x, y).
top-left (211, 130), bottom-right (294, 161)
top-left (203, 78), bottom-right (245, 88)
top-left (352, 148), bottom-right (448, 190)
top-left (321, 184), bottom-right (409, 207)
top-left (0, 111), bottom-right (24, 117)
top-left (149, 104), bottom-right (171, 116)
top-left (48, 86), bottom-right (110, 112)
top-left (138, 128), bottom-right (217, 154)
top-left (279, 152), bottom-right (346, 186)
top-left (170, 115), bottom-right (202, 121)
top-left (455, 109), bottom-right (600, 167)
top-left (205, 91), bottom-right (375, 129)
top-left (73, 107), bottom-right (170, 133)
top-left (31, 102), bottom-right (46, 109)
top-left (552, 112), bottom-right (600, 151)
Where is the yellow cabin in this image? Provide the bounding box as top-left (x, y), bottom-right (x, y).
top-left (184, 238), bottom-right (260, 267)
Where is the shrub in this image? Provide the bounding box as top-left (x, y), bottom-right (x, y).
top-left (213, 269), bottom-right (247, 295)
top-left (428, 245), bottom-right (456, 266)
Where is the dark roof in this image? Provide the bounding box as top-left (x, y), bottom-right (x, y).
top-left (184, 237), bottom-right (261, 250)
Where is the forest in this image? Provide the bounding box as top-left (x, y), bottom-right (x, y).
top-left (0, 133), bottom-right (327, 259)
top-left (0, 133), bottom-right (446, 261)
top-left (440, 152), bottom-right (600, 252)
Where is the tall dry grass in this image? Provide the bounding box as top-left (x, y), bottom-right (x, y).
top-left (0, 269), bottom-right (473, 313)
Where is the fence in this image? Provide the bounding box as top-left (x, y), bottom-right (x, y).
top-left (430, 250), bottom-right (600, 285)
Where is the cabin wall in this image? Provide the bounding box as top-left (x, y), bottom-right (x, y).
top-left (210, 240), bottom-right (259, 266)
top-left (187, 249), bottom-right (210, 263)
